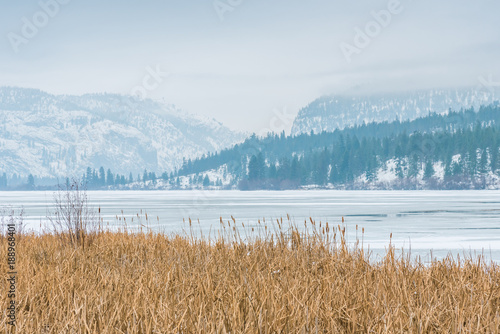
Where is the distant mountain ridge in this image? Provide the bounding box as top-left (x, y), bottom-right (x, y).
top-left (291, 89), bottom-right (499, 136)
top-left (0, 87), bottom-right (245, 178)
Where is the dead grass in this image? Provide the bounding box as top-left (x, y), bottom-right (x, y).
top-left (1, 217), bottom-right (499, 333)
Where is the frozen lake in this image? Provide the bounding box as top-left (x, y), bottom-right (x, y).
top-left (1, 190), bottom-right (500, 262)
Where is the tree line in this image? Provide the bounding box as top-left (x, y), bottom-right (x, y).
top-left (176, 104), bottom-right (500, 190)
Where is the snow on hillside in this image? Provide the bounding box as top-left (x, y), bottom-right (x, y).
top-left (0, 87), bottom-right (246, 178)
top-left (347, 156), bottom-right (500, 190)
top-left (291, 89), bottom-right (499, 135)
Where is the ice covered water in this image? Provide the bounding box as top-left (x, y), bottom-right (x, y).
top-left (1, 190), bottom-right (500, 262)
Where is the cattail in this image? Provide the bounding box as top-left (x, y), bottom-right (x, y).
top-left (20, 211), bottom-right (497, 332)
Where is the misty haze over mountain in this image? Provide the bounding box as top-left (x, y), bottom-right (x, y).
top-left (1, 0), bottom-right (499, 132)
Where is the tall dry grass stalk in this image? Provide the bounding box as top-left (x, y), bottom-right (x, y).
top-left (1, 216), bottom-right (499, 333)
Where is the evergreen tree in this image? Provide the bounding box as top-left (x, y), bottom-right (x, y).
top-left (0, 172), bottom-right (8, 189)
top-left (257, 152), bottom-right (266, 179)
top-left (340, 151), bottom-right (350, 182)
top-left (86, 167), bottom-right (93, 186)
top-left (444, 158), bottom-right (453, 179)
top-left (277, 157), bottom-right (291, 180)
top-left (467, 147), bottom-right (478, 178)
top-left (268, 163), bottom-right (277, 179)
top-left (149, 172), bottom-right (157, 184)
top-left (314, 148), bottom-right (330, 185)
top-left (395, 158), bottom-right (405, 179)
top-left (203, 175), bottom-right (210, 187)
top-left (365, 155), bottom-right (378, 182)
top-left (329, 164), bottom-right (339, 184)
top-left (106, 169), bottom-right (114, 186)
top-left (491, 144), bottom-right (498, 174)
top-left (248, 155), bottom-right (259, 181)
top-left (452, 159), bottom-right (463, 176)
top-left (27, 174), bottom-right (35, 189)
top-left (290, 157), bottom-right (301, 181)
top-left (424, 160), bottom-right (435, 179)
top-left (408, 154), bottom-right (419, 179)
top-left (479, 149), bottom-right (488, 175)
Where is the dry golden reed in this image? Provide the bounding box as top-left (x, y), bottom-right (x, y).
top-left (1, 217), bottom-right (499, 333)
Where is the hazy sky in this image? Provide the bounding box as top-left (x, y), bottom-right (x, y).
top-left (1, 0), bottom-right (499, 132)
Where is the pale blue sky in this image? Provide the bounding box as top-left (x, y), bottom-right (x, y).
top-left (1, 0), bottom-right (499, 132)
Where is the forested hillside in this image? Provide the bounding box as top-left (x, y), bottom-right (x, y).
top-left (4, 104), bottom-right (499, 190)
top-left (291, 89), bottom-right (497, 135)
top-left (175, 104), bottom-right (500, 190)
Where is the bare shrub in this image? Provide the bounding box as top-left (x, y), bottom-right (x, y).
top-left (47, 180), bottom-right (101, 247)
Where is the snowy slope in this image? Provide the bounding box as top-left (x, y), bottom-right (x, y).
top-left (291, 89), bottom-right (499, 135)
top-left (0, 87), bottom-right (245, 178)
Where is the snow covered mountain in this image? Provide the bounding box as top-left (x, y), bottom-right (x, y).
top-left (291, 89), bottom-right (499, 136)
top-left (0, 87), bottom-right (245, 178)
